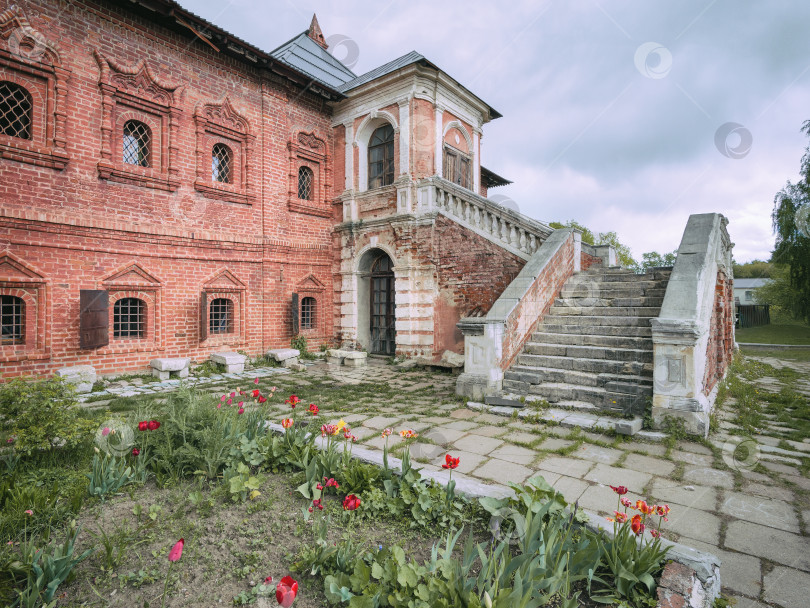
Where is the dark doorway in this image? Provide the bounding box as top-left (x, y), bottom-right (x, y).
top-left (369, 252), bottom-right (395, 355)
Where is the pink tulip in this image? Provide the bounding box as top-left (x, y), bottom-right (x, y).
top-left (168, 538), bottom-right (184, 562)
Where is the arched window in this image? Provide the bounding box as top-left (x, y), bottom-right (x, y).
top-left (368, 124), bottom-right (394, 189)
top-left (0, 295), bottom-right (25, 345)
top-left (209, 298), bottom-right (234, 334)
top-left (0, 81), bottom-right (32, 140)
top-left (122, 120), bottom-right (151, 167)
top-left (212, 143), bottom-right (232, 183)
top-left (113, 298), bottom-right (146, 338)
top-left (301, 296), bottom-right (316, 330)
top-left (298, 166), bottom-right (313, 200)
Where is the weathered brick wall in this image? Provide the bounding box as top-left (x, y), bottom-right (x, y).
top-left (581, 250), bottom-right (602, 271)
top-left (500, 233), bottom-right (575, 370)
top-left (431, 214), bottom-right (525, 355)
top-left (702, 271), bottom-right (734, 395)
top-left (0, 0), bottom-right (335, 377)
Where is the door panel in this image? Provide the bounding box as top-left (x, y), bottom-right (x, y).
top-left (370, 273), bottom-right (395, 355)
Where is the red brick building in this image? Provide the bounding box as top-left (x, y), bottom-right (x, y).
top-left (0, 0), bottom-right (544, 377)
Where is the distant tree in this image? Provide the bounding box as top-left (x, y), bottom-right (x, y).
top-left (771, 120), bottom-right (810, 323)
top-left (733, 259), bottom-right (774, 278)
top-left (753, 265), bottom-right (795, 318)
top-left (636, 250), bottom-right (678, 272)
top-left (549, 220), bottom-right (595, 245)
top-left (549, 220), bottom-right (637, 268)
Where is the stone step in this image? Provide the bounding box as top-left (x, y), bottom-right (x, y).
top-left (539, 323), bottom-right (653, 338)
top-left (529, 332), bottom-right (652, 349)
top-left (560, 286), bottom-right (668, 299)
top-left (555, 296), bottom-right (665, 308)
top-left (548, 304), bottom-right (661, 317)
top-left (515, 353), bottom-right (653, 376)
top-left (501, 379), bottom-right (649, 413)
top-left (544, 314), bottom-right (654, 327)
top-left (523, 341), bottom-right (653, 361)
top-left (565, 276), bottom-right (668, 288)
top-left (505, 365), bottom-right (653, 389)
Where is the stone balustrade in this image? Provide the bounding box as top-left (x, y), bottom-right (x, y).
top-left (415, 176), bottom-right (553, 259)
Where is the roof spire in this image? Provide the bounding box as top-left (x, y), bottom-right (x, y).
top-left (307, 14), bottom-right (328, 49)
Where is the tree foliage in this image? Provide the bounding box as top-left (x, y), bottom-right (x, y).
top-left (733, 259), bottom-right (774, 278)
top-left (771, 120), bottom-right (810, 323)
top-left (549, 220), bottom-right (637, 268)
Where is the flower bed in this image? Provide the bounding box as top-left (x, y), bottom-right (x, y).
top-left (0, 378), bottom-right (690, 607)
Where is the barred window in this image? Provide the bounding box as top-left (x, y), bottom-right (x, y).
top-left (209, 298), bottom-right (233, 334)
top-left (113, 298), bottom-right (145, 338)
top-left (0, 295), bottom-right (25, 345)
top-left (0, 81), bottom-right (32, 140)
top-left (301, 296), bottom-right (316, 330)
top-left (122, 120), bottom-right (151, 167)
top-left (368, 124), bottom-right (394, 189)
top-left (212, 143), bottom-right (232, 183)
top-left (298, 166), bottom-right (313, 200)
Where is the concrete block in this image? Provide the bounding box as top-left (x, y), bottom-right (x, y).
top-left (149, 358), bottom-right (190, 372)
top-left (55, 365), bottom-right (97, 393)
top-left (210, 351), bottom-right (246, 373)
top-left (268, 348), bottom-right (300, 362)
top-left (614, 417), bottom-right (643, 435)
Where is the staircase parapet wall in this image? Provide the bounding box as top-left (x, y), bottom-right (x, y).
top-left (456, 229), bottom-right (578, 399)
top-left (416, 176), bottom-right (554, 260)
top-left (651, 213), bottom-right (735, 437)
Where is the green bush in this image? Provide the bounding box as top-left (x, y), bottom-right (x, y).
top-left (0, 378), bottom-right (96, 455)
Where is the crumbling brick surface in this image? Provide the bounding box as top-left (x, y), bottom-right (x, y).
top-left (702, 271), bottom-right (735, 395)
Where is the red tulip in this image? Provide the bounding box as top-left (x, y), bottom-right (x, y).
top-left (132, 448), bottom-right (140, 456)
top-left (620, 497), bottom-right (632, 509)
top-left (286, 395), bottom-right (300, 408)
top-left (252, 389), bottom-right (260, 398)
top-left (342, 494), bottom-right (361, 511)
top-left (610, 485), bottom-right (628, 495)
top-left (168, 538), bottom-right (184, 562)
top-left (220, 395), bottom-right (227, 402)
top-left (227, 399), bottom-right (232, 406)
top-left (282, 418), bottom-right (293, 429)
top-left (264, 575), bottom-right (273, 584)
top-left (258, 396), bottom-right (267, 404)
top-left (276, 575), bottom-right (298, 607)
top-left (631, 514), bottom-right (644, 536)
top-left (138, 421), bottom-right (148, 431)
top-left (254, 377), bottom-right (260, 385)
top-left (613, 510), bottom-right (627, 523)
top-left (147, 420), bottom-right (160, 431)
top-left (309, 403), bottom-right (319, 416)
top-left (441, 454), bottom-right (460, 470)
top-left (230, 392), bottom-right (236, 398)
top-left (650, 528), bottom-right (660, 538)
top-left (238, 408), bottom-right (245, 415)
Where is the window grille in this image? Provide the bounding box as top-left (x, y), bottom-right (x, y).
top-left (0, 295), bottom-right (24, 345)
top-left (212, 143), bottom-right (232, 183)
top-left (122, 120), bottom-right (151, 167)
top-left (113, 297), bottom-right (146, 338)
top-left (0, 81), bottom-right (32, 140)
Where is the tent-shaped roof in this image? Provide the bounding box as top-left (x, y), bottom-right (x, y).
top-left (270, 30), bottom-right (356, 90)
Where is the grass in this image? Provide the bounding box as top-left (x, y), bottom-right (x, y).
top-left (740, 347), bottom-right (810, 362)
top-left (736, 320), bottom-right (810, 345)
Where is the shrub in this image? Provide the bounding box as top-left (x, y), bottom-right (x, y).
top-left (0, 378), bottom-right (96, 455)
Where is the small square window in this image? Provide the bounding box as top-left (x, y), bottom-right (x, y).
top-left (113, 297), bottom-right (145, 338)
top-left (123, 120), bottom-right (151, 167)
top-left (209, 298), bottom-right (234, 334)
top-left (0, 295), bottom-right (25, 345)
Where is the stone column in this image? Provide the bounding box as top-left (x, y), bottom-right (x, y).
top-left (397, 99), bottom-right (410, 176)
top-left (434, 104), bottom-right (444, 177)
top-left (344, 121), bottom-right (354, 191)
top-left (473, 127), bottom-right (481, 193)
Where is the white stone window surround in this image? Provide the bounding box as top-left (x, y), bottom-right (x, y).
top-left (354, 109), bottom-right (399, 193)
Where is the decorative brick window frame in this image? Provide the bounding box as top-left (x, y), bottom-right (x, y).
top-left (0, 251), bottom-right (49, 363)
top-left (0, 5), bottom-right (70, 169)
top-left (200, 269), bottom-right (247, 347)
top-left (288, 130), bottom-right (330, 217)
top-left (294, 273), bottom-right (326, 336)
top-left (93, 51), bottom-right (183, 192)
top-left (100, 263), bottom-right (163, 354)
top-left (194, 97), bottom-right (256, 205)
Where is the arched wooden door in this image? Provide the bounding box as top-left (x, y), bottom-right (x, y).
top-left (369, 253), bottom-right (396, 355)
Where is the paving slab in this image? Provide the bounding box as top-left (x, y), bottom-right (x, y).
top-left (431, 450), bottom-right (486, 475)
top-left (649, 478), bottom-right (718, 512)
top-left (574, 444), bottom-right (624, 465)
top-left (361, 415), bottom-right (401, 430)
top-left (451, 434), bottom-right (504, 456)
top-left (758, 460), bottom-right (800, 476)
top-left (537, 437), bottom-right (576, 452)
top-left (363, 434), bottom-right (404, 451)
top-left (584, 463), bottom-right (652, 494)
top-left (577, 484), bottom-right (623, 515)
top-left (449, 408), bottom-right (479, 420)
top-left (720, 491), bottom-right (800, 533)
top-left (763, 565), bottom-right (810, 608)
top-left (671, 450), bottom-right (714, 467)
top-left (675, 441), bottom-right (713, 455)
top-left (487, 444), bottom-right (537, 466)
top-left (549, 475), bottom-right (590, 502)
top-left (417, 428), bottom-right (466, 445)
top-left (740, 469), bottom-right (775, 484)
top-left (725, 521), bottom-right (810, 572)
top-left (468, 425), bottom-right (508, 438)
top-left (627, 442), bottom-right (668, 457)
top-left (473, 458), bottom-right (533, 485)
top-left (686, 539), bottom-right (762, 599)
top-left (443, 420), bottom-right (480, 431)
top-left (665, 504), bottom-right (722, 545)
top-left (682, 466), bottom-right (734, 489)
top-left (622, 453), bottom-right (676, 477)
top-left (506, 431), bottom-right (541, 445)
top-left (783, 474), bottom-right (810, 491)
top-left (535, 455), bottom-right (594, 478)
top-left (743, 481), bottom-right (795, 503)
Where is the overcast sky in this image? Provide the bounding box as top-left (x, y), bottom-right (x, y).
top-left (184, 0), bottom-right (810, 263)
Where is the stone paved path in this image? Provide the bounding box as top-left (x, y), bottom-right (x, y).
top-left (82, 354), bottom-right (809, 607)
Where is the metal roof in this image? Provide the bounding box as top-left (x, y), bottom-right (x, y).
top-left (269, 31), bottom-right (357, 90)
top-left (481, 166), bottom-right (512, 188)
top-left (339, 51), bottom-right (502, 120)
top-left (734, 278), bottom-right (771, 288)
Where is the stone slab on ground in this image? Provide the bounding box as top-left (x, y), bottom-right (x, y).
top-left (720, 491), bottom-right (800, 533)
top-left (210, 351), bottom-right (246, 373)
top-left (419, 428), bottom-right (466, 445)
top-left (452, 434), bottom-right (503, 456)
top-left (449, 408), bottom-right (478, 419)
top-left (506, 431), bottom-right (541, 445)
top-left (443, 420), bottom-right (480, 431)
top-left (549, 475), bottom-right (590, 502)
top-left (622, 453), bottom-right (676, 477)
top-left (432, 450), bottom-right (486, 475)
top-left (574, 444), bottom-right (624, 465)
top-left (584, 463), bottom-right (652, 494)
top-left (675, 441), bottom-right (713, 455)
top-left (473, 458), bottom-right (533, 485)
top-left (537, 437), bottom-right (575, 451)
top-left (55, 365), bottom-right (96, 393)
top-left (682, 466), bottom-right (734, 489)
top-left (763, 565), bottom-right (810, 608)
top-left (577, 484), bottom-right (622, 514)
top-left (687, 539), bottom-right (762, 599)
top-left (629, 442), bottom-right (668, 457)
top-left (360, 415), bottom-right (401, 430)
top-left (724, 520), bottom-right (810, 572)
top-left (665, 505), bottom-right (722, 545)
top-left (671, 450), bottom-right (713, 467)
top-left (467, 425), bottom-right (507, 438)
top-left (487, 444), bottom-right (537, 466)
top-left (649, 479), bottom-right (718, 512)
top-left (535, 455), bottom-right (594, 478)
top-left (268, 348), bottom-right (299, 362)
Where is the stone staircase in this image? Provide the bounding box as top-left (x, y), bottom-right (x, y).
top-left (499, 266), bottom-right (672, 415)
